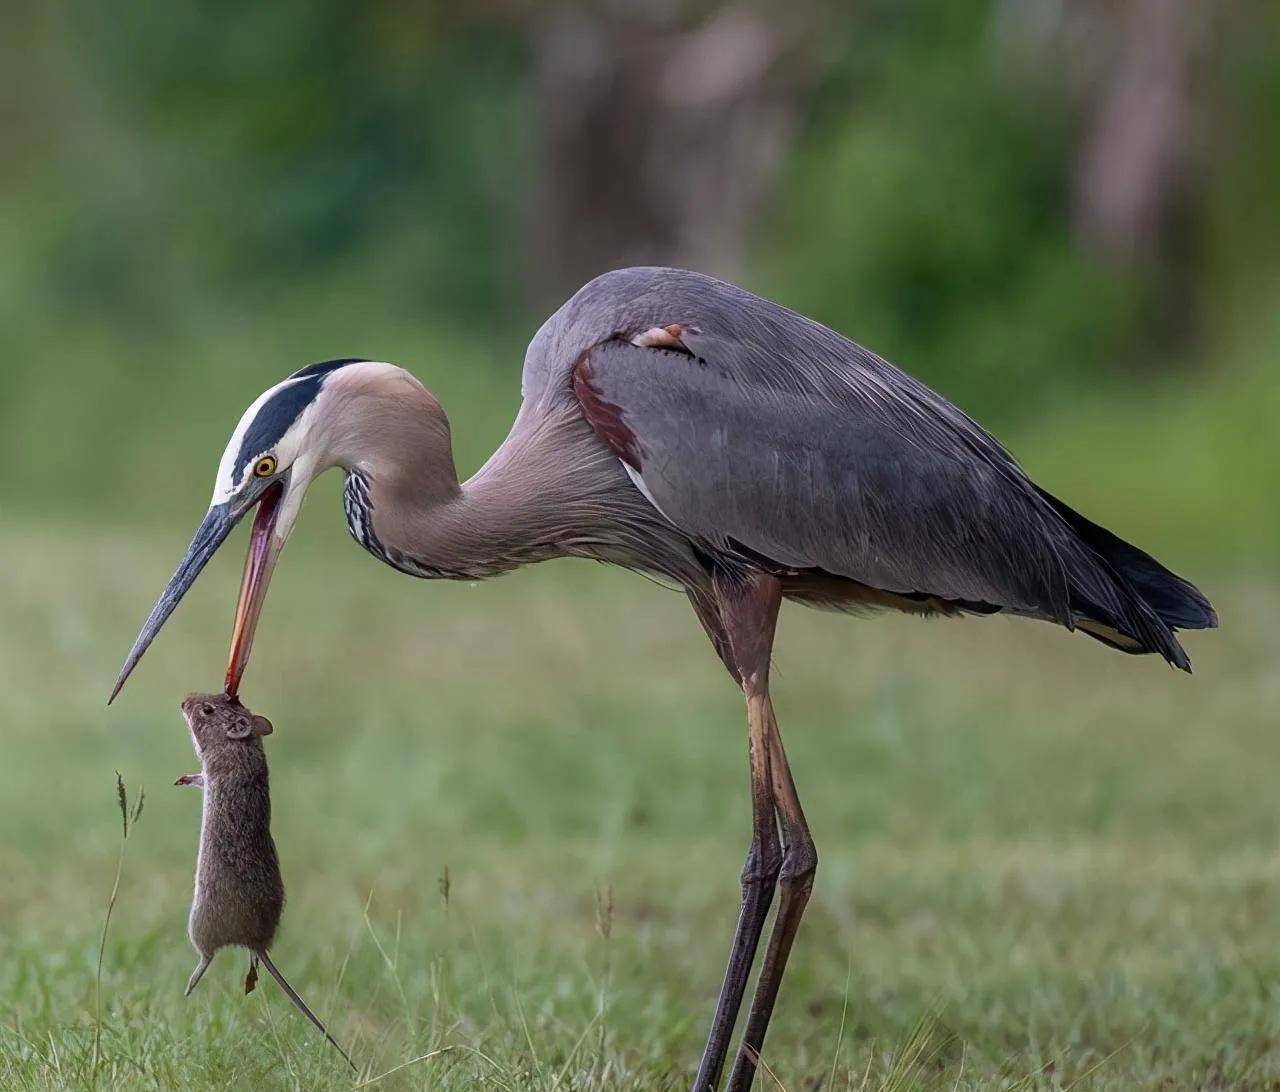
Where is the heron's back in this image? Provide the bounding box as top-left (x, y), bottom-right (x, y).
top-left (542, 267), bottom-right (1216, 667)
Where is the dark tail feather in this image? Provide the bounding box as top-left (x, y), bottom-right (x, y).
top-left (1034, 490), bottom-right (1216, 671)
top-left (1037, 488), bottom-right (1218, 632)
top-left (1072, 601), bottom-right (1191, 669)
top-left (1071, 580), bottom-right (1193, 670)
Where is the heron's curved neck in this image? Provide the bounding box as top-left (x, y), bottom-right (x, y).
top-left (348, 403), bottom-right (590, 580)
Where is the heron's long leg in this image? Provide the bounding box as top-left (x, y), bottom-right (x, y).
top-left (690, 575), bottom-right (784, 1092)
top-left (692, 689), bottom-right (783, 1092)
top-left (725, 694), bottom-right (817, 1092)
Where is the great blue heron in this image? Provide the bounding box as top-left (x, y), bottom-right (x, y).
top-left (111, 266), bottom-right (1216, 1091)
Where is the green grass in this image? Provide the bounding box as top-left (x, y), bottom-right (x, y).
top-left (1, 505), bottom-right (1276, 1091)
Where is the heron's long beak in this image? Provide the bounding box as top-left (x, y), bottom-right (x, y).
top-left (108, 476), bottom-right (286, 704)
top-left (224, 479), bottom-right (287, 698)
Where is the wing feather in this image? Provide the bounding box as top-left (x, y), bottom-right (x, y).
top-left (575, 331), bottom-right (1099, 626)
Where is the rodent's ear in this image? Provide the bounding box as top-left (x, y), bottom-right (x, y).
top-left (225, 715), bottom-right (253, 740)
top-left (251, 714), bottom-right (274, 737)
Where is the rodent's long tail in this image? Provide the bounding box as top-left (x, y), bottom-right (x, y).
top-left (255, 949), bottom-right (358, 1073)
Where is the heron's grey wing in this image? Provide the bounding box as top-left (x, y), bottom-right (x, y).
top-left (574, 331), bottom-right (1123, 628)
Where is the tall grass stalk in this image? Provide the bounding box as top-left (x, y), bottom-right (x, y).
top-left (92, 772), bottom-right (144, 1082)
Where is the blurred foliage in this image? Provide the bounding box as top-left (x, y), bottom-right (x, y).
top-left (4, 3), bottom-right (528, 333)
top-left (759, 0), bottom-right (1125, 414)
top-left (0, 1), bottom-right (1276, 568)
top-left (759, 0), bottom-right (1280, 416)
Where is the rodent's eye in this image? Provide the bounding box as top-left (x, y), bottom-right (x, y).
top-left (253, 455), bottom-right (278, 478)
top-left (201, 703), bottom-right (215, 716)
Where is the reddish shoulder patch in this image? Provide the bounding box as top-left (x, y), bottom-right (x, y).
top-left (572, 344), bottom-right (643, 471)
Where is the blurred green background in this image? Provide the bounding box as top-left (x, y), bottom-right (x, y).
top-left (2, 3), bottom-right (1278, 1089)
top-left (3, 0), bottom-right (1278, 555)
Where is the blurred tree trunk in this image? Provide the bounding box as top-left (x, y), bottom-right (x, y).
top-left (1069, 0), bottom-right (1208, 265)
top-left (522, 4), bottom-right (822, 308)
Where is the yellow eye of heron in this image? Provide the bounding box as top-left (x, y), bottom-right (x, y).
top-left (254, 456), bottom-right (278, 478)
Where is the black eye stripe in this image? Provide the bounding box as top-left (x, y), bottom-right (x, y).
top-left (232, 380), bottom-right (314, 482)
top-left (231, 360), bottom-right (366, 485)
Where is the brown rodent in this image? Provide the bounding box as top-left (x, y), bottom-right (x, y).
top-left (177, 691), bottom-right (355, 1072)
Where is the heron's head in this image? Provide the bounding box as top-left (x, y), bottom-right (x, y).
top-left (110, 357), bottom-right (437, 703)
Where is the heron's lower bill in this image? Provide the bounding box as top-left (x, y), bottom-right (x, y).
top-left (109, 473), bottom-right (285, 705)
top-left (225, 479), bottom-right (285, 697)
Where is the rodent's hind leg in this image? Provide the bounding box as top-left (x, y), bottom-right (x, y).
top-left (185, 954), bottom-right (212, 996)
top-left (174, 773), bottom-right (205, 788)
top-left (245, 954), bottom-right (259, 994)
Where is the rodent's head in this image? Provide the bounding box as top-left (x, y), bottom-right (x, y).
top-left (181, 691), bottom-right (273, 758)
